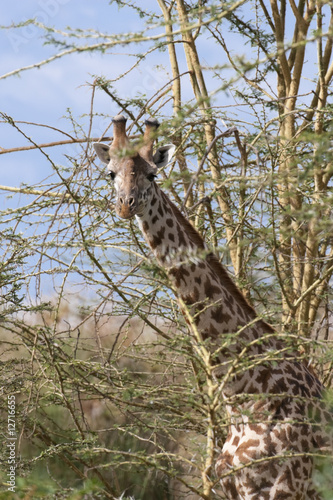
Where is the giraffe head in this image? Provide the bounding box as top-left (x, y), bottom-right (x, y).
top-left (94, 114), bottom-right (175, 219)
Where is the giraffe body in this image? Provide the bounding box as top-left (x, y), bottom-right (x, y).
top-left (218, 360), bottom-right (324, 499)
top-left (94, 115), bottom-right (332, 499)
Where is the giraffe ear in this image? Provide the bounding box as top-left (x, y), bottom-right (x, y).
top-left (93, 143), bottom-right (111, 164)
top-left (153, 144), bottom-right (175, 169)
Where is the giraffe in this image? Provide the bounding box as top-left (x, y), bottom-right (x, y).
top-left (94, 114), bottom-right (332, 499)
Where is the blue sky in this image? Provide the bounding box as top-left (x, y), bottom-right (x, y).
top-left (0, 1), bottom-right (323, 193)
top-left (1, 0), bottom-right (269, 192)
top-left (0, 1), bottom-right (177, 190)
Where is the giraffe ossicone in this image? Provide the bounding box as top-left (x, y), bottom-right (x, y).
top-left (94, 115), bottom-right (332, 499)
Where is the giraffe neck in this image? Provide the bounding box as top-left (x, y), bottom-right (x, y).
top-left (136, 183), bottom-right (276, 389)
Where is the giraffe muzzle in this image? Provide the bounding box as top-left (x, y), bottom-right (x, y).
top-left (116, 195), bottom-right (137, 219)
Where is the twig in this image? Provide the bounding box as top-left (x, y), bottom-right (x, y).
top-left (0, 136), bottom-right (112, 155)
top-left (181, 128), bottom-right (237, 211)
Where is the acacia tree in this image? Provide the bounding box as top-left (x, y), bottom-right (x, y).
top-left (1, 1), bottom-right (333, 499)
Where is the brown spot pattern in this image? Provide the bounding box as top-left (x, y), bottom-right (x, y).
top-left (108, 135), bottom-right (332, 498)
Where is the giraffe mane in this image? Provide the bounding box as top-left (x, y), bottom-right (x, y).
top-left (160, 189), bottom-right (270, 325)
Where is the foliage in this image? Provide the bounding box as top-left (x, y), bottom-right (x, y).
top-left (1, 1), bottom-right (333, 498)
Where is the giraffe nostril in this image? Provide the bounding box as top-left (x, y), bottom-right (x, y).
top-left (119, 196), bottom-right (135, 208)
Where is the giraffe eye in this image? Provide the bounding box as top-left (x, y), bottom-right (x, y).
top-left (147, 173), bottom-right (156, 182)
top-left (109, 171), bottom-right (116, 181)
